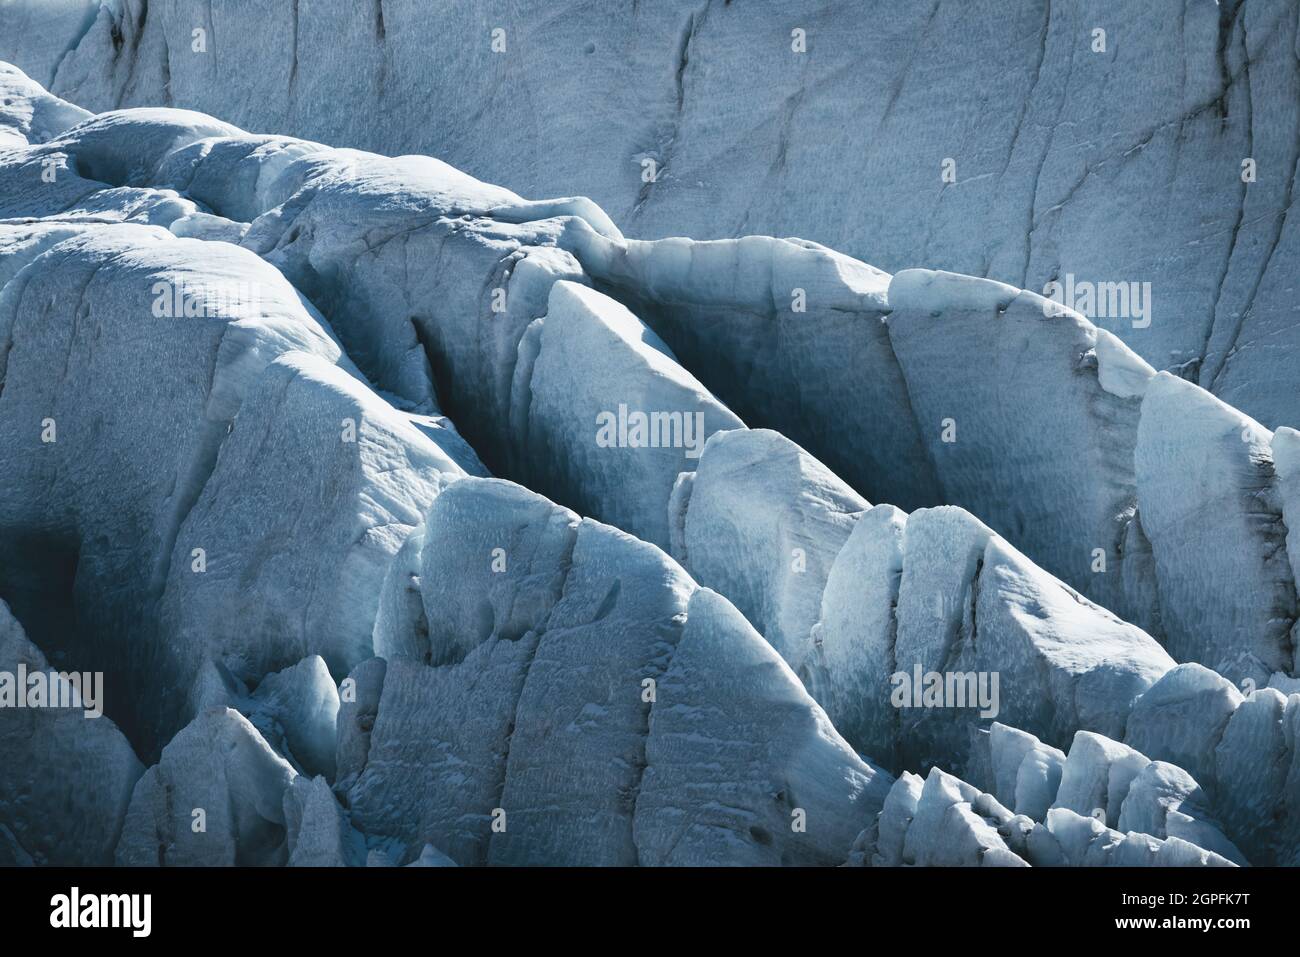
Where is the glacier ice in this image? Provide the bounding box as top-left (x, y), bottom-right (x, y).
top-left (18, 85), bottom-right (1297, 712)
top-left (344, 477), bottom-right (891, 866)
top-left (0, 40), bottom-right (1297, 870)
top-left (283, 774), bottom-right (366, 868)
top-left (886, 269), bottom-right (1155, 628)
top-left (154, 352), bottom-right (459, 698)
top-left (1135, 374), bottom-right (1296, 683)
top-left (0, 220), bottom-right (400, 752)
top-left (518, 280), bottom-right (743, 547)
top-left (0, 60), bottom-right (89, 148)
top-left (245, 656), bottom-right (339, 780)
top-left (0, 598), bottom-right (142, 865)
top-left (20, 0), bottom-right (1300, 436)
top-left (1122, 663), bottom-right (1244, 796)
top-left (854, 721), bottom-right (1245, 868)
top-left (116, 707), bottom-right (296, 866)
top-left (806, 503), bottom-right (908, 768)
top-left (986, 723), bottom-right (1065, 823)
top-left (672, 427), bottom-right (867, 667)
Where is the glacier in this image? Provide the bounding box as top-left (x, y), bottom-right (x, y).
top-left (9, 0), bottom-right (1300, 432)
top-left (0, 0), bottom-right (1298, 871)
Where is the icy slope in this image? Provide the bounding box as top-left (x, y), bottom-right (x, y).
top-left (0, 60), bottom-right (88, 148)
top-left (0, 64), bottom-right (1291, 867)
top-left (0, 88), bottom-right (899, 864)
top-left (145, 108), bottom-right (1212, 778)
top-left (8, 0), bottom-right (1300, 431)
top-left (673, 427), bottom-right (1174, 776)
top-left (108, 112), bottom-right (1300, 687)
top-left (886, 270), bottom-right (1300, 685)
top-left (517, 281), bottom-right (744, 546)
top-left (574, 229), bottom-right (937, 510)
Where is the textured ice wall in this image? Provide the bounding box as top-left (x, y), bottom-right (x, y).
top-left (0, 215), bottom-right (461, 751)
top-left (8, 0), bottom-right (1300, 431)
top-left (38, 104), bottom-right (1298, 697)
top-left (5, 84), bottom-right (1282, 726)
top-left (887, 270), bottom-right (1300, 686)
top-left (675, 428), bottom-right (1174, 777)
top-left (345, 478), bottom-right (893, 866)
top-left (0, 61), bottom-right (1292, 867)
